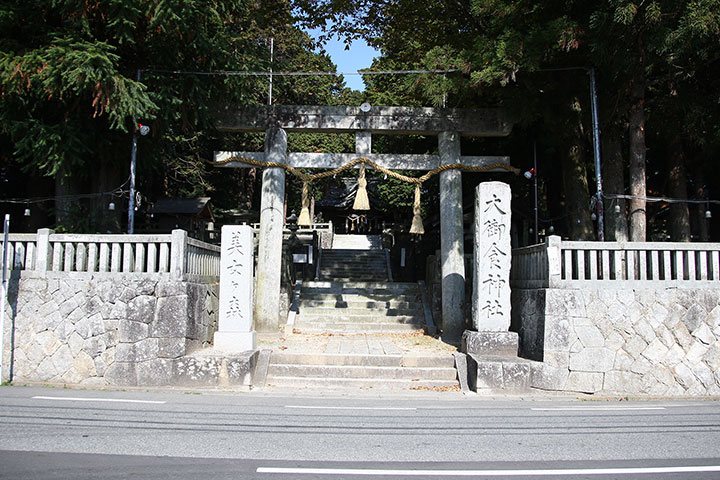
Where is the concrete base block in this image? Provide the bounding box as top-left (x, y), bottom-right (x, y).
top-left (466, 353), bottom-right (534, 392)
top-left (213, 331), bottom-right (257, 353)
top-left (172, 351), bottom-right (258, 387)
top-left (462, 330), bottom-right (519, 356)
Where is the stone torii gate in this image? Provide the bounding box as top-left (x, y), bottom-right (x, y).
top-left (214, 105), bottom-right (513, 342)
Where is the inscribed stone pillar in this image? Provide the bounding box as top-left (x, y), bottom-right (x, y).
top-left (214, 225), bottom-right (256, 351)
top-left (356, 131), bottom-right (371, 155)
top-left (254, 126), bottom-right (287, 332)
top-left (472, 181), bottom-right (512, 330)
top-left (438, 131), bottom-right (465, 342)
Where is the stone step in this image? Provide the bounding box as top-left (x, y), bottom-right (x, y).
top-left (323, 248), bottom-right (385, 257)
top-left (323, 255), bottom-right (384, 258)
top-left (318, 276), bottom-right (390, 283)
top-left (264, 376), bottom-right (460, 390)
top-left (267, 363), bottom-right (458, 380)
top-left (303, 281), bottom-right (417, 289)
top-left (318, 274), bottom-right (388, 281)
top-left (321, 251), bottom-right (386, 257)
top-left (270, 352), bottom-right (455, 368)
top-left (323, 254), bottom-right (384, 258)
top-left (305, 290), bottom-right (419, 299)
top-left (321, 264), bottom-right (386, 269)
top-left (302, 290), bottom-right (419, 299)
top-left (318, 267), bottom-right (387, 274)
top-left (292, 323), bottom-right (425, 334)
top-left (302, 285), bottom-right (420, 296)
top-left (299, 299), bottom-right (422, 309)
top-left (299, 307), bottom-right (423, 316)
top-left (319, 265), bottom-right (387, 272)
top-left (297, 313), bottom-right (424, 323)
top-left (329, 235), bottom-right (383, 250)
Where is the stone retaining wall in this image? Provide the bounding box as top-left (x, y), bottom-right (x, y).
top-left (513, 287), bottom-right (720, 396)
top-left (2, 271), bottom-right (219, 386)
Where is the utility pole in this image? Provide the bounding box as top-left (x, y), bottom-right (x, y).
top-left (0, 214), bottom-right (9, 382)
top-left (589, 67), bottom-right (605, 241)
top-left (269, 37), bottom-right (274, 106)
top-left (128, 69), bottom-right (141, 234)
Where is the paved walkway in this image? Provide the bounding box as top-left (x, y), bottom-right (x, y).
top-left (257, 331), bottom-right (458, 356)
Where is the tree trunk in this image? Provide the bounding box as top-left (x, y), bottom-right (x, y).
top-left (667, 138), bottom-right (690, 241)
top-left (91, 157), bottom-right (124, 233)
top-left (54, 172), bottom-right (79, 229)
top-left (695, 168), bottom-right (710, 242)
top-left (561, 100), bottom-right (594, 240)
top-left (602, 127), bottom-right (628, 241)
top-left (628, 58), bottom-right (647, 241)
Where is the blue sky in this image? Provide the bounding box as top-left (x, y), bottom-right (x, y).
top-left (307, 29), bottom-right (380, 91)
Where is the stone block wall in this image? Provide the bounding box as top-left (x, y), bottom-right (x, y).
top-left (513, 287), bottom-right (720, 396)
top-left (2, 272), bottom-right (219, 386)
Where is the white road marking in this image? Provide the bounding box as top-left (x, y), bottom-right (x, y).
top-left (257, 465), bottom-right (720, 476)
top-left (32, 396), bottom-right (166, 404)
top-left (531, 407), bottom-right (666, 411)
top-left (285, 405), bottom-right (416, 411)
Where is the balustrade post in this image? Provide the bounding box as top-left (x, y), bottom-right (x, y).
top-left (546, 235), bottom-right (562, 288)
top-left (34, 229), bottom-right (54, 272)
top-left (170, 229), bottom-right (188, 280)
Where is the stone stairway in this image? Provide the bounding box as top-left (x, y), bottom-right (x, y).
top-left (294, 281), bottom-right (427, 334)
top-left (331, 234), bottom-right (382, 250)
top-left (317, 248), bottom-right (388, 282)
top-left (265, 350), bottom-right (459, 390)
top-left (260, 236), bottom-right (459, 391)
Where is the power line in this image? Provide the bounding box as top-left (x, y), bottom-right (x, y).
top-left (144, 68), bottom-right (459, 77)
top-left (605, 193), bottom-right (720, 205)
top-left (0, 178), bottom-right (130, 205)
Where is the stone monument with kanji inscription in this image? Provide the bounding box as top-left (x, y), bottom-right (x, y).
top-left (214, 225), bottom-right (257, 352)
top-left (472, 181), bottom-right (512, 331)
top-left (463, 181), bottom-right (521, 363)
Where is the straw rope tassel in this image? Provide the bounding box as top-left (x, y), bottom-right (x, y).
top-left (297, 181), bottom-right (311, 226)
top-left (352, 162), bottom-right (370, 210)
top-left (410, 184), bottom-right (425, 234)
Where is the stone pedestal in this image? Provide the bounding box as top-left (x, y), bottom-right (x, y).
top-left (215, 225), bottom-right (257, 352)
top-left (254, 126), bottom-right (287, 332)
top-left (472, 181), bottom-right (511, 330)
top-left (462, 330), bottom-right (519, 357)
top-left (438, 131), bottom-right (465, 342)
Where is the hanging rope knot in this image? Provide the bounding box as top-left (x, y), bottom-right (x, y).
top-left (409, 184), bottom-right (425, 234)
top-left (352, 162), bottom-right (370, 210)
top-left (298, 181), bottom-right (311, 226)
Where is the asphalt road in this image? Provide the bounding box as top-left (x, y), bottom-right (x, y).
top-left (0, 385), bottom-right (719, 479)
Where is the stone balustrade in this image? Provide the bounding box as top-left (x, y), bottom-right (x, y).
top-left (2, 229), bottom-right (220, 281)
top-left (1, 233), bottom-right (38, 270)
top-left (511, 236), bottom-right (720, 396)
top-left (512, 236), bottom-right (720, 288)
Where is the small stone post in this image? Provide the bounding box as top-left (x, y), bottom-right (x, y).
top-left (169, 229), bottom-right (188, 280)
top-left (546, 235), bottom-right (563, 288)
top-left (472, 181), bottom-right (512, 330)
top-left (34, 228), bottom-right (54, 272)
top-left (438, 131), bottom-right (465, 342)
top-left (254, 125), bottom-right (287, 331)
top-left (214, 225), bottom-right (257, 351)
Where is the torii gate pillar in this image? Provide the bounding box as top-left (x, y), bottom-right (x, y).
top-left (439, 131), bottom-right (465, 342)
top-left (254, 125), bottom-right (287, 332)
